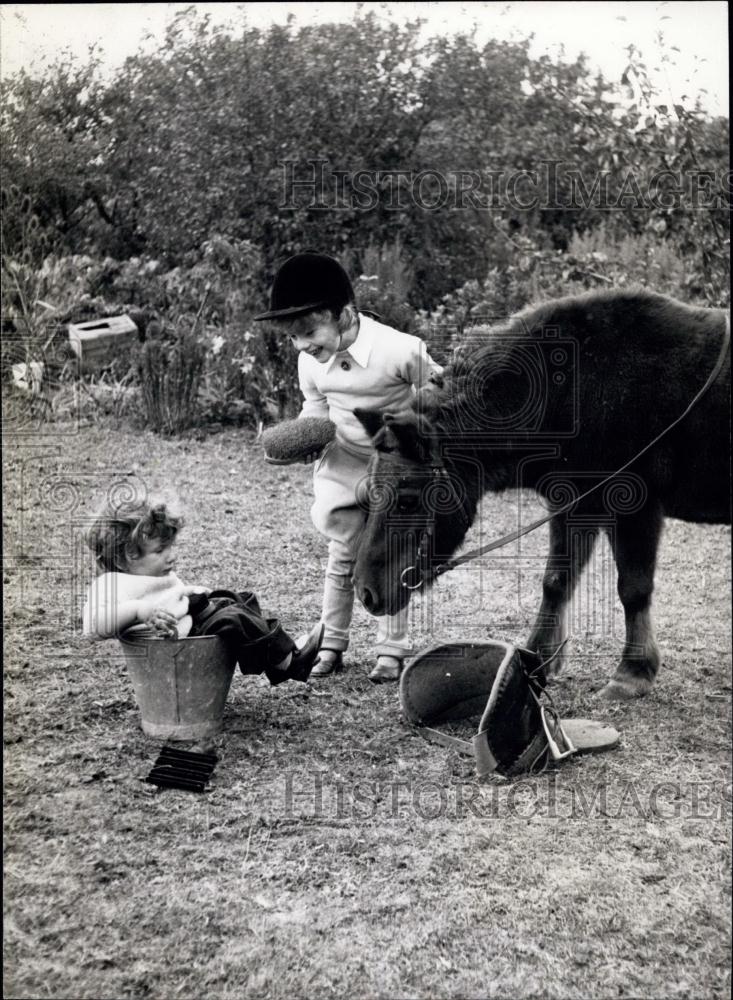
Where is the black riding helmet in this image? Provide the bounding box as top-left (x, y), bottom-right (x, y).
top-left (254, 252), bottom-right (355, 321)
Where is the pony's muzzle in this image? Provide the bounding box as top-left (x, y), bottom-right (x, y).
top-left (355, 579), bottom-right (407, 617)
top-left (356, 581), bottom-right (381, 615)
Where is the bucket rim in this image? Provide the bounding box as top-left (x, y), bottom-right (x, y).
top-left (119, 633), bottom-right (226, 646)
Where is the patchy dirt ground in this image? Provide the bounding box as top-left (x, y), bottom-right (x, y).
top-left (3, 416), bottom-right (731, 1000)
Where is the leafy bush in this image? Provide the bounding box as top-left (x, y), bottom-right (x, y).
top-left (137, 327), bottom-right (206, 435)
top-left (9, 235), bottom-right (297, 430)
top-left (1, 188), bottom-right (56, 372)
top-left (196, 320), bottom-right (288, 428)
top-left (4, 10), bottom-right (726, 313)
top-left (347, 239), bottom-right (418, 334)
top-left (2, 10), bottom-right (727, 430)
top-left (415, 226), bottom-right (715, 364)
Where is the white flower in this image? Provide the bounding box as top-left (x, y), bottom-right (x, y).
top-left (211, 335), bottom-right (225, 355)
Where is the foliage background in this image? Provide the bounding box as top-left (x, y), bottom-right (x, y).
top-left (1, 8), bottom-right (729, 430)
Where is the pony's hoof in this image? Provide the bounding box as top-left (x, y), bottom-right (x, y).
top-left (599, 676), bottom-right (653, 700)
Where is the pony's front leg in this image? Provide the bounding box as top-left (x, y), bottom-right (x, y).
top-left (526, 513), bottom-right (599, 674)
top-left (600, 504), bottom-right (663, 700)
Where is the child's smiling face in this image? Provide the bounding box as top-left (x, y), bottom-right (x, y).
top-left (126, 538), bottom-right (177, 576)
top-left (286, 311), bottom-right (343, 364)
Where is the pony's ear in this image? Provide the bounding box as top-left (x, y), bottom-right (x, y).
top-left (353, 407), bottom-right (385, 441)
top-left (383, 412), bottom-right (433, 463)
top-left (354, 407), bottom-right (435, 460)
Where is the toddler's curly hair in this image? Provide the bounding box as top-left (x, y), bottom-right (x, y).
top-left (86, 500), bottom-right (183, 573)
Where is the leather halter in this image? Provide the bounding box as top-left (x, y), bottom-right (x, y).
top-left (398, 457), bottom-right (471, 590)
top-left (399, 314), bottom-right (730, 590)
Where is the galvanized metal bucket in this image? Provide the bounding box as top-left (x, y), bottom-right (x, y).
top-left (119, 634), bottom-right (236, 740)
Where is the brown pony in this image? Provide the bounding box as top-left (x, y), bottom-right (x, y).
top-left (352, 289), bottom-right (730, 699)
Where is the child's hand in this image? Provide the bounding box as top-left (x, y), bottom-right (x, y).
top-left (136, 581), bottom-right (190, 637)
top-left (302, 448), bottom-right (322, 465)
top-left (143, 607), bottom-right (180, 638)
top-left (183, 585), bottom-right (211, 596)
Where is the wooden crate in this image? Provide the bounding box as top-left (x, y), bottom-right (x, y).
top-left (68, 315), bottom-right (138, 372)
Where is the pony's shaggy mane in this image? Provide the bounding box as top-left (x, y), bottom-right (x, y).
top-left (415, 287), bottom-right (725, 440)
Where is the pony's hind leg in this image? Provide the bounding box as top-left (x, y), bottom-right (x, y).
top-left (526, 513), bottom-right (599, 674)
top-left (600, 503), bottom-right (664, 700)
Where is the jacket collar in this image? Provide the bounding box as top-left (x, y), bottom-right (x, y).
top-left (327, 313), bottom-right (374, 370)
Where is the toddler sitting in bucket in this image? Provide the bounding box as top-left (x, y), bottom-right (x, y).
top-left (83, 499), bottom-right (322, 685)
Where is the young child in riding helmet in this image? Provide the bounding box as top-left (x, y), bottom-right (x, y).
top-left (254, 252), bottom-right (442, 682)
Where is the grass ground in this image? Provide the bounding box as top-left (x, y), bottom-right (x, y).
top-left (3, 414), bottom-right (731, 1000)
